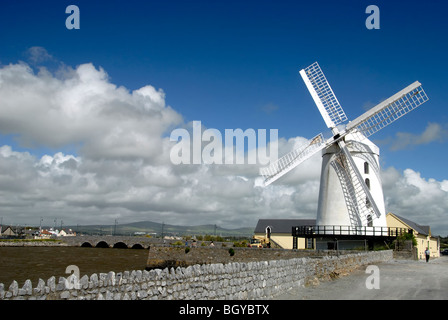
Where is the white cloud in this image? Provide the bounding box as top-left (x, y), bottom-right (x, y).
top-left (379, 122), bottom-right (448, 151)
top-left (382, 167), bottom-right (448, 236)
top-left (0, 59), bottom-right (447, 236)
top-left (26, 46), bottom-right (54, 64)
top-left (0, 62), bottom-right (182, 161)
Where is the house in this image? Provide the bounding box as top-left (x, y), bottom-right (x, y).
top-left (58, 229), bottom-right (76, 237)
top-left (24, 228), bottom-right (40, 238)
top-left (386, 212), bottom-right (440, 260)
top-left (254, 214), bottom-right (440, 255)
top-left (0, 226), bottom-right (17, 237)
top-left (37, 229), bottom-right (53, 239)
top-left (253, 219), bottom-right (316, 249)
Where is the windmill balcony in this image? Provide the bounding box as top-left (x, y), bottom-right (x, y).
top-left (292, 225), bottom-right (411, 238)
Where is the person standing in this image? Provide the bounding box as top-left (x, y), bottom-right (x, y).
top-left (425, 247), bottom-right (430, 262)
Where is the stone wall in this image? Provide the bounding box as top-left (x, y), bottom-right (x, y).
top-left (0, 250), bottom-right (393, 300)
top-left (0, 240), bottom-right (68, 247)
top-left (146, 246), bottom-right (355, 269)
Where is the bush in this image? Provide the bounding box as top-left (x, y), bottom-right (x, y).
top-left (233, 240), bottom-right (248, 247)
top-left (396, 232), bottom-right (417, 247)
top-left (228, 248), bottom-right (235, 256)
top-left (185, 247), bottom-right (190, 254)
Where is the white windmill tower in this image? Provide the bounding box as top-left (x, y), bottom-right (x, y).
top-left (260, 62), bottom-right (429, 236)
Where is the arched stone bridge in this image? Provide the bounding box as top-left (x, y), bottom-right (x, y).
top-left (59, 236), bottom-right (164, 249)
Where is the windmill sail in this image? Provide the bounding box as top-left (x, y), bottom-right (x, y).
top-left (261, 61), bottom-right (429, 232)
top-left (331, 153), bottom-right (363, 227)
top-left (337, 143), bottom-right (381, 223)
top-left (299, 62), bottom-right (347, 129)
top-left (260, 133), bottom-right (326, 186)
top-left (346, 81), bottom-right (428, 139)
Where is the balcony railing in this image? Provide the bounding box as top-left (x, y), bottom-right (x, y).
top-left (292, 225), bottom-right (411, 238)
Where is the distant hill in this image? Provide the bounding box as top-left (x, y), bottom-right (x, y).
top-left (68, 220), bottom-right (254, 238)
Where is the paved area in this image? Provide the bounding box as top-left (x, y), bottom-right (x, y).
top-left (273, 255), bottom-right (448, 300)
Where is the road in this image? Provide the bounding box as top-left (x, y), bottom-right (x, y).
top-left (273, 255), bottom-right (448, 300)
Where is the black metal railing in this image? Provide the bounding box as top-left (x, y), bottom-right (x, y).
top-left (292, 225), bottom-right (411, 237)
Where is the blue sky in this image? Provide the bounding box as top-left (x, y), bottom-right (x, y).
top-left (2, 0), bottom-right (446, 176)
top-left (0, 0), bottom-right (447, 234)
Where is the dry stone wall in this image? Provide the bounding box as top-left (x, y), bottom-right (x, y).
top-left (146, 246), bottom-right (346, 269)
top-left (0, 250), bottom-right (392, 300)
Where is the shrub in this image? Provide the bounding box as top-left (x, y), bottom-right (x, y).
top-left (185, 247), bottom-right (190, 254)
top-left (396, 232), bottom-right (417, 247)
top-left (233, 240), bottom-right (248, 247)
top-left (228, 248), bottom-right (235, 256)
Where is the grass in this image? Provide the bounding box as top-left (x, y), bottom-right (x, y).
top-left (0, 238), bottom-right (60, 242)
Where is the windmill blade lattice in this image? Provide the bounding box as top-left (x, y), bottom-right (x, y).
top-left (346, 140), bottom-right (381, 182)
top-left (300, 62), bottom-right (347, 129)
top-left (332, 144), bottom-right (381, 227)
top-left (260, 61), bottom-right (429, 231)
top-left (331, 153), bottom-right (363, 227)
top-left (260, 133), bottom-right (326, 186)
top-left (347, 81), bottom-right (428, 140)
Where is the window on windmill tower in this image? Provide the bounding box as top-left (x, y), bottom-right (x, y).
top-left (367, 215), bottom-right (373, 227)
top-left (365, 178), bottom-right (370, 189)
top-left (366, 197), bottom-right (371, 208)
top-left (364, 162), bottom-right (369, 174)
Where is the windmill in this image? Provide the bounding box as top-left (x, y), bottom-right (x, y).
top-left (260, 62), bottom-right (429, 235)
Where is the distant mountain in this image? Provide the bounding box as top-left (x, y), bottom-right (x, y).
top-left (69, 220), bottom-right (254, 238)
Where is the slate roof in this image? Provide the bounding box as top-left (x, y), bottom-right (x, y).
top-left (390, 213), bottom-right (431, 236)
top-left (254, 219), bottom-right (316, 234)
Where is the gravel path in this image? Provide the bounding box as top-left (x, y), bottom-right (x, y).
top-left (273, 255), bottom-right (448, 300)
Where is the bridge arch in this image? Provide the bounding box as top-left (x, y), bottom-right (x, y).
top-left (131, 243), bottom-right (144, 249)
top-left (113, 242), bottom-right (128, 249)
top-left (81, 242), bottom-right (93, 247)
top-left (95, 240), bottom-right (110, 248)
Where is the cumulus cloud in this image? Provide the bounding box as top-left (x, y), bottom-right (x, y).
top-left (26, 46), bottom-right (54, 64)
top-left (382, 167), bottom-right (448, 235)
top-left (0, 58), bottom-right (446, 235)
top-left (0, 59), bottom-right (318, 229)
top-left (0, 62), bottom-right (182, 162)
top-left (378, 122), bottom-right (448, 151)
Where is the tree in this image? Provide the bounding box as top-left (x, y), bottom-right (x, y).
top-left (395, 232), bottom-right (417, 250)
